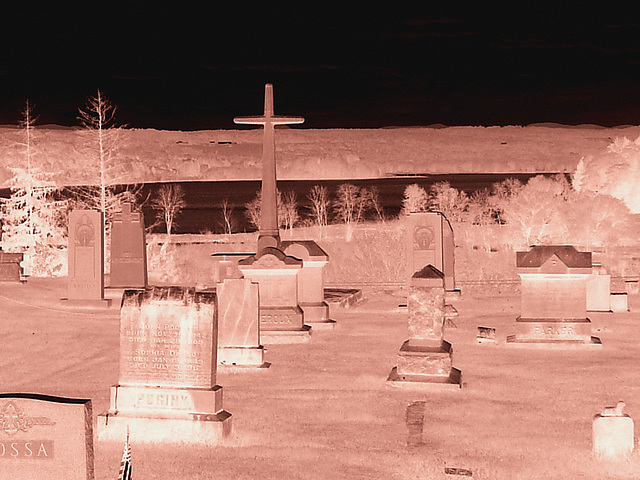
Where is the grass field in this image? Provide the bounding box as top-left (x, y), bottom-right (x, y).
top-left (1, 277), bottom-right (639, 479)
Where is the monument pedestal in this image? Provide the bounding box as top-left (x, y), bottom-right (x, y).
top-left (97, 385), bottom-right (232, 445)
top-left (388, 339), bottom-right (462, 388)
top-left (507, 317), bottom-right (601, 346)
top-left (299, 301), bottom-right (334, 329)
top-left (260, 306), bottom-right (312, 343)
top-left (218, 346), bottom-right (268, 367)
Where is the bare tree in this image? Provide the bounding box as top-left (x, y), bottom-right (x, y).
top-left (151, 184), bottom-right (186, 241)
top-left (307, 185), bottom-right (330, 236)
top-left (333, 183), bottom-right (371, 241)
top-left (0, 100), bottom-right (67, 276)
top-left (402, 183), bottom-right (429, 215)
top-left (220, 198), bottom-right (235, 235)
top-left (368, 185), bottom-right (385, 223)
top-left (280, 190), bottom-right (299, 235)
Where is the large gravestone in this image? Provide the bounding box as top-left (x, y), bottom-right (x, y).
top-left (65, 210), bottom-right (111, 307)
top-left (282, 241), bottom-right (332, 328)
top-left (388, 265), bottom-right (462, 388)
top-left (406, 212), bottom-right (457, 293)
top-left (217, 277), bottom-right (268, 367)
top-left (110, 203), bottom-right (148, 288)
top-left (0, 252), bottom-right (24, 282)
top-left (0, 394), bottom-right (94, 480)
top-left (507, 245), bottom-right (601, 346)
top-left (238, 247), bottom-right (311, 343)
top-left (97, 286), bottom-right (232, 445)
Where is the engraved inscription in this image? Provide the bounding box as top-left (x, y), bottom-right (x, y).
top-left (0, 441), bottom-right (53, 459)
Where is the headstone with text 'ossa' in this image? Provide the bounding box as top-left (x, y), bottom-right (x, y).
top-left (0, 393), bottom-right (94, 480)
top-left (97, 286), bottom-right (232, 445)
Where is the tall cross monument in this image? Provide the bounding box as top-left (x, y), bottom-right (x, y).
top-left (234, 84), bottom-right (304, 252)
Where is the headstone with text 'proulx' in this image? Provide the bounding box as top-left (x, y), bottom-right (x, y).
top-left (109, 203), bottom-right (148, 288)
top-left (97, 286), bottom-right (232, 445)
top-left (0, 394), bottom-right (94, 480)
top-left (67, 210), bottom-right (110, 306)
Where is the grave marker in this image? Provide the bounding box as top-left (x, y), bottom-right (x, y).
top-left (97, 286), bottom-right (232, 445)
top-left (110, 203), bottom-right (147, 288)
top-left (507, 245), bottom-right (600, 346)
top-left (388, 265), bottom-right (462, 388)
top-left (0, 393), bottom-right (94, 480)
top-left (593, 401), bottom-right (634, 459)
top-left (65, 210), bottom-right (111, 307)
top-left (0, 252), bottom-right (24, 282)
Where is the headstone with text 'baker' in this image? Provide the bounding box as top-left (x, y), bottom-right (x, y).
top-left (97, 286), bottom-right (232, 445)
top-left (507, 245), bottom-right (601, 346)
top-left (109, 202), bottom-right (148, 288)
top-left (65, 210), bottom-right (111, 307)
top-left (0, 393), bottom-right (94, 480)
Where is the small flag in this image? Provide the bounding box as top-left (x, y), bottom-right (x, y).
top-left (117, 429), bottom-right (132, 480)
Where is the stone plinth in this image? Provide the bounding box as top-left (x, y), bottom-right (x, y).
top-left (238, 247), bottom-right (311, 343)
top-left (0, 252), bottom-right (24, 282)
top-left (282, 241), bottom-right (333, 329)
top-left (406, 212), bottom-right (458, 293)
top-left (508, 245), bottom-right (600, 346)
top-left (109, 203), bottom-right (148, 288)
top-left (593, 403), bottom-right (634, 460)
top-left (65, 210), bottom-right (111, 307)
top-left (388, 265), bottom-right (461, 389)
top-left (217, 278), bottom-right (268, 367)
top-left (97, 287), bottom-right (232, 445)
top-left (0, 394), bottom-right (94, 480)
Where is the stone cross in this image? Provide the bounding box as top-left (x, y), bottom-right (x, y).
top-left (234, 84), bottom-right (304, 252)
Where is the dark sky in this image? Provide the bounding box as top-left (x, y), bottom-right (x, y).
top-left (1, 4), bottom-right (639, 130)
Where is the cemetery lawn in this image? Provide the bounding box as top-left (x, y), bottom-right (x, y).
top-left (2, 278), bottom-right (640, 479)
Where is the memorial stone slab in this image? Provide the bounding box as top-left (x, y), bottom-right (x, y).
top-left (97, 286), bottom-right (232, 445)
top-left (406, 212), bottom-right (458, 293)
top-left (0, 393), bottom-right (94, 480)
top-left (388, 265), bottom-right (462, 388)
top-left (0, 252), bottom-right (24, 282)
top-left (65, 210), bottom-right (111, 307)
top-left (507, 245), bottom-right (600, 346)
top-left (587, 267), bottom-right (611, 312)
top-left (217, 278), bottom-right (268, 367)
top-left (238, 247), bottom-right (311, 343)
top-left (593, 401), bottom-right (634, 459)
top-left (110, 203), bottom-right (148, 288)
top-left (282, 240), bottom-right (333, 328)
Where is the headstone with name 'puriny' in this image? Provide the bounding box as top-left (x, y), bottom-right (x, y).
top-left (109, 203), bottom-right (147, 288)
top-left (66, 210), bottom-right (111, 307)
top-left (97, 286), bottom-right (232, 445)
top-left (0, 393), bottom-right (94, 480)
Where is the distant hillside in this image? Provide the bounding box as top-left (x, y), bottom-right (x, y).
top-left (0, 124), bottom-right (638, 188)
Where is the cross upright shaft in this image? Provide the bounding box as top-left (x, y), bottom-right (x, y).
top-left (234, 84), bottom-right (304, 251)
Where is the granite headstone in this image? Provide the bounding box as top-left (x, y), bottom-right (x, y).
top-left (110, 203), bottom-right (148, 288)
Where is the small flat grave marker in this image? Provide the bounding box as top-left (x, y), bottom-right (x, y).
top-left (405, 401), bottom-right (425, 446)
top-left (477, 326), bottom-right (496, 344)
top-left (0, 393), bottom-right (94, 480)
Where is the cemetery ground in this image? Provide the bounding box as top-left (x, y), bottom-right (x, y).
top-left (2, 277), bottom-right (640, 479)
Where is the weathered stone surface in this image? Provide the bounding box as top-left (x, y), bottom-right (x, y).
top-left (587, 272), bottom-right (611, 312)
top-left (67, 210), bottom-right (105, 301)
top-left (0, 394), bottom-right (94, 480)
top-left (406, 212), bottom-right (456, 291)
top-left (110, 203), bottom-right (147, 288)
top-left (593, 407), bottom-right (634, 459)
top-left (396, 340), bottom-right (453, 376)
top-left (407, 277), bottom-right (445, 342)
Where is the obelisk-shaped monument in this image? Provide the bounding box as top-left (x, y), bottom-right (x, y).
top-left (234, 83), bottom-right (304, 252)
